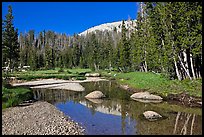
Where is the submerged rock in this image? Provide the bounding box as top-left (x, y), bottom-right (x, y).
top-left (85, 91), bottom-right (105, 99)
top-left (130, 92), bottom-right (163, 101)
top-left (143, 111), bottom-right (162, 120)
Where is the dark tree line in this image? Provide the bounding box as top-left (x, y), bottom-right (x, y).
top-left (2, 2), bottom-right (202, 80)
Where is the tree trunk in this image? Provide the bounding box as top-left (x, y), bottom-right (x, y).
top-left (161, 39), bottom-right (166, 72)
top-left (190, 53), bottom-right (196, 79)
top-left (178, 55), bottom-right (192, 80)
top-left (144, 60), bottom-right (148, 72)
top-left (94, 63), bottom-right (97, 71)
top-left (174, 57), bottom-right (182, 81)
top-left (183, 51), bottom-right (190, 76)
top-left (144, 50), bottom-right (148, 72)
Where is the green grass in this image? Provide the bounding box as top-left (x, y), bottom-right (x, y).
top-left (4, 68), bottom-right (202, 99)
top-left (2, 68), bottom-right (92, 109)
top-left (102, 71), bottom-right (202, 98)
top-left (2, 86), bottom-right (33, 109)
top-left (9, 68), bottom-right (92, 81)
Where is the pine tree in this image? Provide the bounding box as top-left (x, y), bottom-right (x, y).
top-left (119, 20), bottom-right (131, 72)
top-left (72, 34), bottom-right (81, 67)
top-left (2, 5), bottom-right (20, 69)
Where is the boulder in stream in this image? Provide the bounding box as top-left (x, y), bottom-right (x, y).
top-left (130, 92), bottom-right (163, 100)
top-left (143, 111), bottom-right (162, 121)
top-left (85, 91), bottom-right (105, 99)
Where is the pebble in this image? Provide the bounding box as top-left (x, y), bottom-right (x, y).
top-left (2, 101), bottom-right (85, 135)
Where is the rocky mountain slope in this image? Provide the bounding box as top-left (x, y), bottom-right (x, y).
top-left (79, 19), bottom-right (137, 36)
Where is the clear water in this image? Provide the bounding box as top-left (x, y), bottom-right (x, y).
top-left (32, 81), bottom-right (202, 135)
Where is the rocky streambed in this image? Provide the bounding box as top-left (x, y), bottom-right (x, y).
top-left (2, 101), bottom-right (85, 135)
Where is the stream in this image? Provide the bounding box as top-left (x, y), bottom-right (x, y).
top-left (32, 81), bottom-right (202, 135)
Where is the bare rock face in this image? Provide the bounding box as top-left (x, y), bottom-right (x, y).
top-left (85, 91), bottom-right (105, 99)
top-left (143, 111), bottom-right (162, 120)
top-left (79, 20), bottom-right (137, 36)
top-left (85, 73), bottom-right (101, 77)
top-left (130, 92), bottom-right (163, 101)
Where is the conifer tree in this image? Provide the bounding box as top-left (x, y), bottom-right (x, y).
top-left (2, 5), bottom-right (20, 69)
top-left (119, 20), bottom-right (131, 72)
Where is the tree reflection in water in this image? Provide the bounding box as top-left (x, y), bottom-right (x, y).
top-left (31, 81), bottom-right (202, 135)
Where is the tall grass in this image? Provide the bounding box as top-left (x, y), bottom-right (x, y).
top-left (2, 86), bottom-right (33, 109)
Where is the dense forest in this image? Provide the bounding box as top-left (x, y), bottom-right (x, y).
top-left (2, 2), bottom-right (202, 81)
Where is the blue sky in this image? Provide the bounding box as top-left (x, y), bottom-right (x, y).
top-left (2, 2), bottom-right (138, 36)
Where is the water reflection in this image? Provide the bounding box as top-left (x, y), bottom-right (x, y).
top-left (173, 112), bottom-right (200, 135)
top-left (32, 81), bottom-right (202, 135)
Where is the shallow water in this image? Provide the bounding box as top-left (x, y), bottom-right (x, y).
top-left (32, 81), bottom-right (202, 135)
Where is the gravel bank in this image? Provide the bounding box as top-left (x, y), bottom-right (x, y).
top-left (2, 101), bottom-right (85, 135)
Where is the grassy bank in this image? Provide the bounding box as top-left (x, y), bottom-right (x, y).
top-left (2, 86), bottom-right (33, 109)
top-left (7, 68), bottom-right (91, 81)
top-left (100, 71), bottom-right (202, 98)
top-left (2, 68), bottom-right (92, 109)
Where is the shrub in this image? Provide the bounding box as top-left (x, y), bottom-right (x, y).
top-left (2, 86), bottom-right (33, 109)
top-left (67, 70), bottom-right (72, 74)
top-left (58, 68), bottom-right (64, 73)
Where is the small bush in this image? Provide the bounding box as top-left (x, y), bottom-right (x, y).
top-left (2, 86), bottom-right (33, 109)
top-left (67, 70), bottom-right (72, 74)
top-left (78, 72), bottom-right (86, 76)
top-left (62, 76), bottom-right (70, 80)
top-left (58, 68), bottom-right (64, 73)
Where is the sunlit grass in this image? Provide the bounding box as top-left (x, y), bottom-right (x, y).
top-left (102, 71), bottom-right (202, 98)
top-left (9, 68), bottom-right (92, 81)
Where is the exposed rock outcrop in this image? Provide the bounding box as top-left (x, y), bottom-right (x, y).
top-left (79, 20), bottom-right (137, 36)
